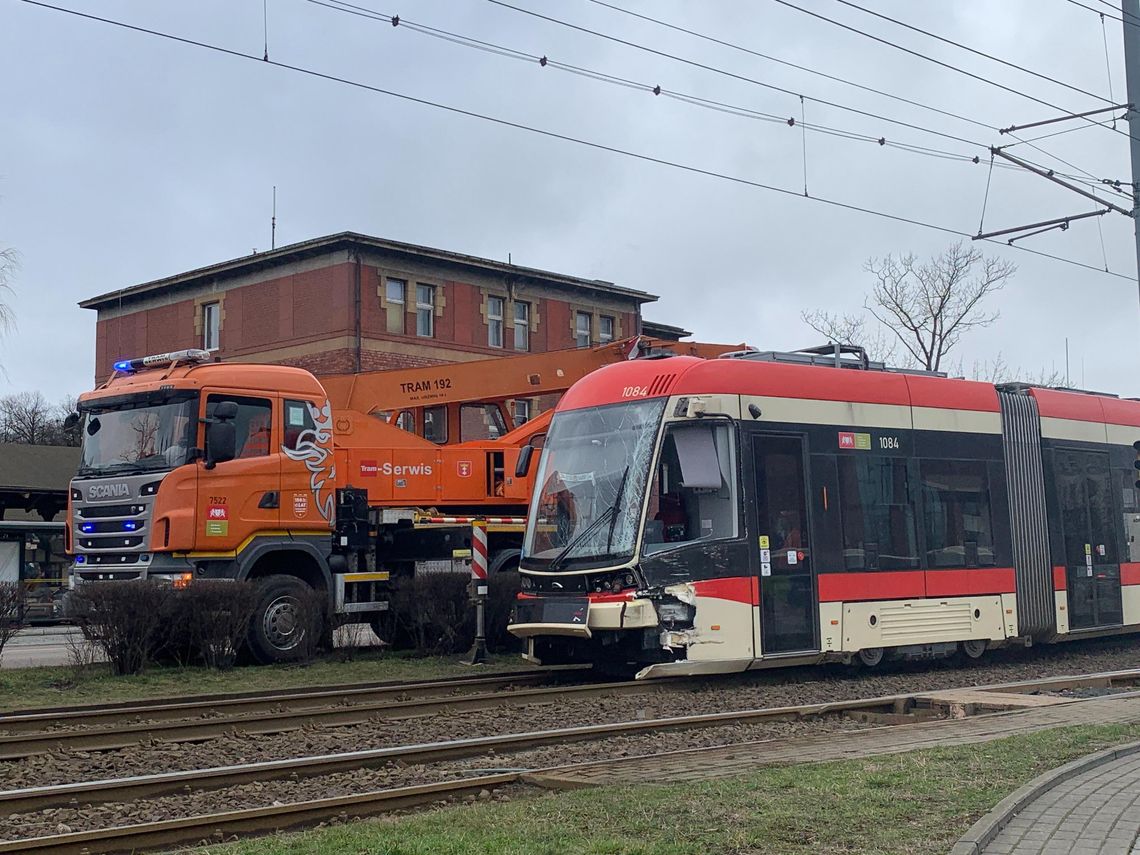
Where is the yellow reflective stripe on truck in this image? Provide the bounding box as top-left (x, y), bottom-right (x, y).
top-left (342, 572), bottom-right (390, 582)
top-left (178, 531), bottom-right (317, 559)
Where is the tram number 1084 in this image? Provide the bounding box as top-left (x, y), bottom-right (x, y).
top-left (878, 436), bottom-right (900, 450)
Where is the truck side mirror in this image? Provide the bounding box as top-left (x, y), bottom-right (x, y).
top-left (515, 444), bottom-right (535, 478)
top-left (204, 403), bottom-right (238, 469)
top-left (205, 422), bottom-right (236, 470)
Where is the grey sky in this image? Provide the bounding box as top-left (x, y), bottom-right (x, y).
top-left (2, 0), bottom-right (1137, 401)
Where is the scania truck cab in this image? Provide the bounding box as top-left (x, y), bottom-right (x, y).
top-left (68, 349), bottom-right (364, 663)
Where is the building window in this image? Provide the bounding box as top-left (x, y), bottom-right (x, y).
top-left (575, 311), bottom-right (592, 348)
top-left (837, 456), bottom-right (918, 571)
top-left (385, 279), bottom-right (405, 335)
top-left (488, 295), bottom-right (504, 348)
top-left (513, 301), bottom-right (529, 351)
top-left (514, 398), bottom-right (530, 427)
top-left (599, 315), bottom-right (614, 344)
top-left (920, 459), bottom-right (995, 568)
top-left (416, 284), bottom-right (434, 338)
top-left (202, 302), bottom-right (220, 351)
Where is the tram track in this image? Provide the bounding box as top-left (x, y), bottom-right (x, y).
top-left (0, 675), bottom-right (660, 760)
top-left (0, 667), bottom-right (586, 734)
top-left (4, 668), bottom-right (1140, 854)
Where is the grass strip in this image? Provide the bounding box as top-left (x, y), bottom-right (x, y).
top-left (0, 651), bottom-right (531, 712)
top-left (200, 722), bottom-right (1140, 855)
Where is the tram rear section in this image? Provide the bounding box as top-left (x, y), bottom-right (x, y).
top-left (508, 345), bottom-right (1140, 678)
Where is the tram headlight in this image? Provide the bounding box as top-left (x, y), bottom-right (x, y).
top-left (656, 600), bottom-right (695, 624)
top-left (519, 575), bottom-right (534, 591)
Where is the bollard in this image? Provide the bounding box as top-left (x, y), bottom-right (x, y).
top-left (464, 520), bottom-right (489, 665)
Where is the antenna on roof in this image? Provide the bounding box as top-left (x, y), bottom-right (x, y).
top-left (271, 186), bottom-right (277, 250)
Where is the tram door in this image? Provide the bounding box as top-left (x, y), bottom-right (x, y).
top-left (752, 434), bottom-right (817, 654)
top-left (1056, 449), bottom-right (1122, 629)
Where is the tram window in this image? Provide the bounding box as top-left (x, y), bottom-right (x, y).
top-left (920, 460), bottom-right (995, 568)
top-left (837, 456), bottom-right (918, 571)
top-left (643, 422), bottom-right (737, 553)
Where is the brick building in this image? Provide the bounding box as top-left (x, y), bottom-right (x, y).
top-left (82, 233), bottom-right (660, 391)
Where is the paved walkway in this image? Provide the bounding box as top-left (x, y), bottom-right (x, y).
top-left (978, 751), bottom-right (1140, 854)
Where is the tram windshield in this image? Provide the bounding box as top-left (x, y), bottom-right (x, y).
top-left (523, 398), bottom-right (666, 570)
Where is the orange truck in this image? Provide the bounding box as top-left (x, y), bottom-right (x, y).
top-left (67, 338), bottom-right (736, 662)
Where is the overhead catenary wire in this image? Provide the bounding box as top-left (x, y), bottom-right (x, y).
top-left (484, 0), bottom-right (1124, 195)
top-left (14, 0), bottom-right (1136, 285)
top-left (832, 0), bottom-right (1115, 104)
top-left (307, 0), bottom-right (1002, 170)
top-left (772, 0), bottom-right (1140, 147)
top-left (580, 0), bottom-right (997, 135)
top-left (309, 0), bottom-right (1125, 200)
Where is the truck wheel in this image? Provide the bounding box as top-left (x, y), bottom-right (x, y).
top-left (489, 548), bottom-right (522, 575)
top-left (247, 575), bottom-right (319, 664)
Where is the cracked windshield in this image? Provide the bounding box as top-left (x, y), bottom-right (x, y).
top-left (79, 396), bottom-right (198, 475)
top-left (524, 398), bottom-right (666, 569)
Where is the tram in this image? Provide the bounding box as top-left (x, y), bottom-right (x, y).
top-left (508, 345), bottom-right (1140, 679)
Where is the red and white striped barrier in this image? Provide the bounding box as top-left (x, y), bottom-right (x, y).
top-left (422, 516), bottom-right (526, 526)
top-left (470, 520), bottom-right (489, 582)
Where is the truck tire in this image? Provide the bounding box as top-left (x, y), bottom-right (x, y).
top-left (247, 574), bottom-right (321, 664)
top-left (489, 548), bottom-right (522, 575)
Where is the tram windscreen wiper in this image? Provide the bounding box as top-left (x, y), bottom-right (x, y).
top-left (548, 466), bottom-right (630, 572)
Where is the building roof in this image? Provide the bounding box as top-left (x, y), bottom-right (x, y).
top-left (642, 319), bottom-right (693, 340)
top-left (0, 444), bottom-right (80, 492)
top-left (81, 232), bottom-right (657, 310)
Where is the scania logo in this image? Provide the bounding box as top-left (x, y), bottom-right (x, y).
top-left (88, 483), bottom-right (130, 500)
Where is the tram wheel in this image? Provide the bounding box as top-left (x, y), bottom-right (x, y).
top-left (961, 639), bottom-right (987, 660)
top-left (857, 647), bottom-right (885, 668)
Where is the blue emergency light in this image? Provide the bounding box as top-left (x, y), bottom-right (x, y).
top-left (112, 349), bottom-right (211, 373)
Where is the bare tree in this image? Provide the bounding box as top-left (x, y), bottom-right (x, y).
top-left (0, 392), bottom-right (82, 446)
top-left (0, 391), bottom-right (55, 444)
top-left (865, 242), bottom-right (1015, 372)
top-left (0, 583), bottom-right (22, 666)
top-left (964, 352), bottom-right (1066, 387)
top-left (0, 245), bottom-right (15, 343)
top-left (800, 310), bottom-right (899, 364)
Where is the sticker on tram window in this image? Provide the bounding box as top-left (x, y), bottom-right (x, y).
top-left (760, 548), bottom-right (770, 562)
top-left (787, 550), bottom-right (797, 565)
top-left (761, 562), bottom-right (771, 577)
top-left (838, 431), bottom-right (872, 450)
top-left (758, 535), bottom-right (770, 549)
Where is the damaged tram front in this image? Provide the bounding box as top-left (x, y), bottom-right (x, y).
top-left (511, 355), bottom-right (759, 679)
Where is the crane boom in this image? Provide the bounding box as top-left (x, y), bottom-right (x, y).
top-left (319, 337), bottom-right (741, 415)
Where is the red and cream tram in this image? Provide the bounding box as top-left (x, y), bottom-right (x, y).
top-left (509, 345), bottom-right (1140, 679)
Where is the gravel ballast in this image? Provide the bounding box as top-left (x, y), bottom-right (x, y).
top-left (2, 636), bottom-right (1140, 841)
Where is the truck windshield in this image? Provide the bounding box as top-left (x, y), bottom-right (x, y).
top-left (523, 397), bottom-right (665, 571)
top-left (78, 394), bottom-right (199, 476)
